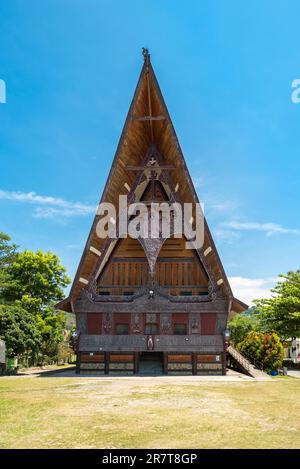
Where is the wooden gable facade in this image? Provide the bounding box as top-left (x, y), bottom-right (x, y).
top-left (56, 50), bottom-right (247, 375)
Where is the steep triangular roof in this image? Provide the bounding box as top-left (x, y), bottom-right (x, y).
top-left (57, 50), bottom-right (247, 316)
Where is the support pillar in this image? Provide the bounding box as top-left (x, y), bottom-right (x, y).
top-left (192, 352), bottom-right (197, 375)
top-left (104, 352), bottom-right (109, 375)
top-left (134, 352), bottom-right (139, 374)
top-left (163, 352), bottom-right (168, 375)
top-left (76, 352), bottom-right (81, 374)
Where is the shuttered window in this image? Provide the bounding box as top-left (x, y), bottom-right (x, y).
top-left (87, 313), bottom-right (102, 334)
top-left (200, 313), bottom-right (216, 335)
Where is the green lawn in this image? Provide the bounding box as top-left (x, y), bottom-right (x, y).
top-left (0, 375), bottom-right (299, 448)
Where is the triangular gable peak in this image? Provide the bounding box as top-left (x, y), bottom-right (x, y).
top-left (56, 49), bottom-right (247, 316)
top-left (90, 144), bottom-right (215, 289)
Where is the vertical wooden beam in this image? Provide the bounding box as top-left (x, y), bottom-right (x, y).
top-left (146, 72), bottom-right (154, 142)
top-left (192, 352), bottom-right (197, 375)
top-left (76, 352), bottom-right (81, 374)
top-left (134, 352), bottom-right (139, 374)
top-left (222, 352), bottom-right (227, 376)
top-left (163, 352), bottom-right (168, 375)
top-left (105, 352), bottom-right (110, 375)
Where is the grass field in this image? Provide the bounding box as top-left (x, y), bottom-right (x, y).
top-left (0, 374), bottom-right (299, 449)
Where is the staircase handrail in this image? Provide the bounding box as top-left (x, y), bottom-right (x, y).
top-left (227, 345), bottom-right (251, 372)
top-left (239, 349), bottom-right (265, 371)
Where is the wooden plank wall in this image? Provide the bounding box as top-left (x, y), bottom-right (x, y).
top-left (78, 351), bottom-right (225, 375)
top-left (165, 352), bottom-right (224, 375)
top-left (98, 237), bottom-right (209, 295)
top-left (84, 312), bottom-right (218, 335)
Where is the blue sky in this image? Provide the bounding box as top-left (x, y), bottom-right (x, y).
top-left (1, 0), bottom-right (300, 304)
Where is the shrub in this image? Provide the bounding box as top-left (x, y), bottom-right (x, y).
top-left (238, 331), bottom-right (284, 371)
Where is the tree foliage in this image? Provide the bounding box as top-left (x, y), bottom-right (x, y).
top-left (36, 307), bottom-right (67, 363)
top-left (0, 304), bottom-right (41, 358)
top-left (0, 232), bottom-right (73, 365)
top-left (255, 270), bottom-right (300, 339)
top-left (228, 310), bottom-right (259, 345)
top-left (0, 232), bottom-right (18, 296)
top-left (238, 331), bottom-right (285, 370)
top-left (2, 250), bottom-right (70, 313)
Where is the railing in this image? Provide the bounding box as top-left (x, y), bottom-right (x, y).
top-left (79, 334), bottom-right (224, 352)
top-left (240, 349), bottom-right (264, 371)
top-left (227, 345), bottom-right (251, 373)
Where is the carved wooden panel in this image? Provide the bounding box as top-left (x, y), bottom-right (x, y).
top-left (131, 312), bottom-right (143, 333)
top-left (160, 313), bottom-right (172, 333)
top-left (190, 313), bottom-right (200, 334)
top-left (216, 314), bottom-right (227, 334)
top-left (78, 334), bottom-right (224, 353)
top-left (102, 312), bottom-right (113, 334)
top-left (146, 313), bottom-right (157, 323)
top-left (76, 312), bottom-right (87, 334)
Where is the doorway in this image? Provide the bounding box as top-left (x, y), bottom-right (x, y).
top-left (138, 352), bottom-right (164, 375)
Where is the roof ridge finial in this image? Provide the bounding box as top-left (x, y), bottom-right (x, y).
top-left (142, 47), bottom-right (150, 65)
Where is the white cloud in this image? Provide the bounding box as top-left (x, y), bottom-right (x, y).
top-left (223, 221), bottom-right (300, 236)
top-left (0, 189), bottom-right (96, 218)
top-left (229, 276), bottom-right (278, 306)
top-left (66, 244), bottom-right (81, 250)
top-left (192, 175), bottom-right (205, 189)
top-left (213, 228), bottom-right (240, 244)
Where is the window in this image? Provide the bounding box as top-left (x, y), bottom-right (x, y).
top-left (174, 323), bottom-right (187, 335)
top-left (123, 291), bottom-right (134, 296)
top-left (145, 323), bottom-right (158, 335)
top-left (87, 313), bottom-right (102, 334)
top-left (180, 291), bottom-right (192, 296)
top-left (201, 314), bottom-right (216, 335)
top-left (99, 291), bottom-right (110, 296)
top-left (115, 324), bottom-right (129, 335)
top-left (198, 291), bottom-right (208, 296)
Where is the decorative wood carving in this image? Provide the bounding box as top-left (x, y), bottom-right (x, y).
top-left (103, 312), bottom-right (113, 334)
top-left (76, 286), bottom-right (229, 314)
top-left (161, 313), bottom-right (172, 333)
top-left (216, 314), bottom-right (227, 334)
top-left (147, 335), bottom-right (154, 350)
top-left (76, 312), bottom-right (87, 334)
top-left (146, 313), bottom-right (157, 323)
top-left (190, 313), bottom-right (200, 334)
top-left (79, 333), bottom-right (224, 353)
top-left (132, 312), bottom-right (142, 333)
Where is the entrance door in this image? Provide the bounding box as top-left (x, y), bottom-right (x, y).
top-left (138, 352), bottom-right (164, 375)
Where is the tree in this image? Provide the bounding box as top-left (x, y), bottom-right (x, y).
top-left (0, 231), bottom-right (17, 268)
top-left (2, 250), bottom-right (71, 313)
top-left (228, 312), bottom-right (259, 346)
top-left (0, 233), bottom-right (73, 366)
top-left (0, 232), bottom-right (18, 298)
top-left (238, 331), bottom-right (285, 371)
top-left (36, 307), bottom-right (67, 364)
top-left (255, 270), bottom-right (300, 339)
top-left (0, 304), bottom-right (41, 359)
